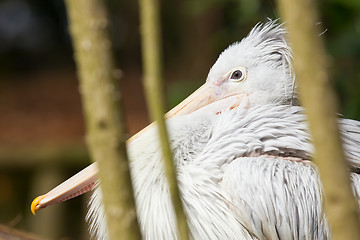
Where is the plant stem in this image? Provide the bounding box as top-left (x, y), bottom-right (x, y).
top-left (138, 0), bottom-right (190, 239)
top-left (277, 1), bottom-right (360, 239)
top-left (64, 0), bottom-right (142, 239)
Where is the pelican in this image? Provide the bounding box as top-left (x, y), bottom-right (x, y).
top-left (31, 21), bottom-right (360, 239)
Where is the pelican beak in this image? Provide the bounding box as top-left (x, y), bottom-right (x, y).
top-left (31, 81), bottom-right (246, 214)
top-left (31, 163), bottom-right (99, 214)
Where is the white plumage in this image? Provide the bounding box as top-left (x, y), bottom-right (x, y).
top-left (86, 21), bottom-right (360, 240)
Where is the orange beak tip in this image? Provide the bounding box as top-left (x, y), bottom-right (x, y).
top-left (31, 195), bottom-right (46, 215)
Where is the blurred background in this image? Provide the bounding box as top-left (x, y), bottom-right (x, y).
top-left (0, 0), bottom-right (359, 239)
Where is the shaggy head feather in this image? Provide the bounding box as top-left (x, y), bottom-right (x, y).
top-left (207, 20), bottom-right (295, 106)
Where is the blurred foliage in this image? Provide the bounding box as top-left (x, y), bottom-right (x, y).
top-left (319, 0), bottom-right (360, 119)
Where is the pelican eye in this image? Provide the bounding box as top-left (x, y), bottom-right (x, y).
top-left (229, 69), bottom-right (246, 81)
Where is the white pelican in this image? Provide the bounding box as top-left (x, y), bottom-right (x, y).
top-left (31, 21), bottom-right (360, 239)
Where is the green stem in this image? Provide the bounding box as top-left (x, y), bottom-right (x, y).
top-left (138, 0), bottom-right (190, 239)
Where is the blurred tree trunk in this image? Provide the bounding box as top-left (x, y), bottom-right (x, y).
top-left (277, 0), bottom-right (360, 239)
top-left (64, 0), bottom-right (141, 239)
top-left (138, 0), bottom-right (190, 239)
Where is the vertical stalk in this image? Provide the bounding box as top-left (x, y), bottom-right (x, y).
top-left (138, 0), bottom-right (190, 239)
top-left (64, 0), bottom-right (141, 239)
top-left (277, 1), bottom-right (360, 239)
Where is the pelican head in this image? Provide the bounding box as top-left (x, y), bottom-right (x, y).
top-left (207, 21), bottom-right (294, 106)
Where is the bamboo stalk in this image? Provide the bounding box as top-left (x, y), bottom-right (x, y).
top-left (138, 0), bottom-right (190, 239)
top-left (277, 1), bottom-right (360, 239)
top-left (64, 0), bottom-right (141, 239)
